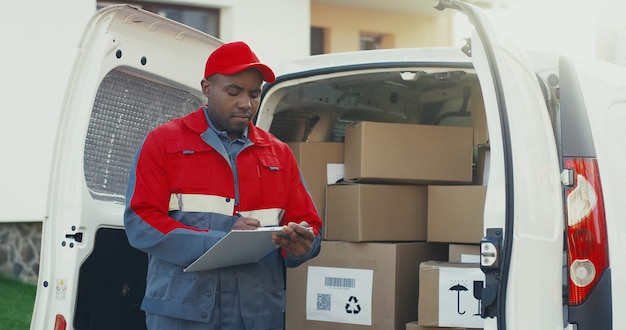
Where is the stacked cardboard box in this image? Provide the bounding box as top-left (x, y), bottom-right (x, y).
top-left (324, 121), bottom-right (474, 243)
top-left (419, 184), bottom-right (486, 329)
top-left (286, 119), bottom-right (487, 329)
top-left (426, 185), bottom-right (486, 244)
top-left (343, 121), bottom-right (473, 184)
top-left (285, 241), bottom-right (448, 330)
top-left (418, 261), bottom-right (485, 329)
top-left (325, 184), bottom-right (428, 242)
top-left (406, 320), bottom-right (477, 330)
top-left (288, 142), bottom-right (344, 224)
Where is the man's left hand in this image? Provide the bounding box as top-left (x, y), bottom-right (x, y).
top-left (272, 221), bottom-right (315, 257)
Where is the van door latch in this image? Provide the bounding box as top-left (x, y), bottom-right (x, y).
top-left (479, 227), bottom-right (502, 318)
top-left (65, 232), bottom-right (83, 243)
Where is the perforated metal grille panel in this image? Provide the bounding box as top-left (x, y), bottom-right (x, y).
top-left (84, 69), bottom-right (203, 203)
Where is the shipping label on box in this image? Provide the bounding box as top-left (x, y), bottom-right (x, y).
top-left (438, 267), bottom-right (484, 328)
top-left (306, 266), bottom-right (373, 325)
top-left (327, 163), bottom-right (344, 184)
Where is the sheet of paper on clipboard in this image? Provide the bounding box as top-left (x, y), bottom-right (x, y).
top-left (183, 227), bottom-right (285, 272)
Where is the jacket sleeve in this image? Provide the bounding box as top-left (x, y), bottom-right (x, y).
top-left (279, 145), bottom-right (323, 268)
top-left (124, 132), bottom-right (229, 267)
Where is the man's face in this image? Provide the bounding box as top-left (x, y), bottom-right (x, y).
top-left (202, 69), bottom-right (264, 140)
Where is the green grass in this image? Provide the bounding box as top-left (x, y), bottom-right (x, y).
top-left (0, 275), bottom-right (37, 330)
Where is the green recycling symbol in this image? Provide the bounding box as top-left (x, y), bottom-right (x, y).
top-left (345, 295), bottom-right (361, 314)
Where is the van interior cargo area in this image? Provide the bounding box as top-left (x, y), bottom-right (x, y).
top-left (266, 68), bottom-right (481, 144)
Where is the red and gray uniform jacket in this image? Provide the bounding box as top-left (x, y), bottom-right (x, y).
top-left (124, 107), bottom-right (322, 327)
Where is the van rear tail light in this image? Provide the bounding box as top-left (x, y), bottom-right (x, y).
top-left (54, 314), bottom-right (67, 330)
top-left (564, 158), bottom-right (609, 305)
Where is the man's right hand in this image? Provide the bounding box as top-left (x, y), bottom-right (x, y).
top-left (232, 216), bottom-right (261, 230)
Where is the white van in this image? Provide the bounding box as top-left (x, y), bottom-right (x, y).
top-left (31, 2), bottom-right (626, 329)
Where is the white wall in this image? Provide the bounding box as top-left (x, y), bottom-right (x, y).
top-left (0, 0), bottom-right (96, 221)
top-left (0, 0), bottom-right (311, 222)
top-left (153, 0), bottom-right (312, 66)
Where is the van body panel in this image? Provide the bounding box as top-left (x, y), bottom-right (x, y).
top-left (30, 5), bottom-right (221, 329)
top-left (566, 57), bottom-right (626, 327)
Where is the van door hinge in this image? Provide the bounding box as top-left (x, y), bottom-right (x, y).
top-left (479, 227), bottom-right (502, 318)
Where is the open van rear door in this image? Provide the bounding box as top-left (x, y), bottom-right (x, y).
top-left (30, 6), bottom-right (221, 329)
top-left (438, 1), bottom-right (566, 328)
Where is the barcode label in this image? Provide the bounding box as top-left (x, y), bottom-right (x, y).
top-left (307, 266), bottom-right (373, 325)
top-left (324, 276), bottom-right (356, 288)
top-left (316, 293), bottom-right (332, 311)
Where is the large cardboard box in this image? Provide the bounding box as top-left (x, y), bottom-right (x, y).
top-left (344, 121), bottom-right (473, 184)
top-left (286, 241), bottom-right (448, 330)
top-left (427, 186), bottom-right (486, 244)
top-left (406, 320), bottom-right (473, 329)
top-left (418, 261), bottom-right (485, 328)
top-left (325, 183), bottom-right (428, 242)
top-left (288, 142), bottom-right (344, 223)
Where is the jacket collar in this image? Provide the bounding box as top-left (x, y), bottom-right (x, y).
top-left (181, 106), bottom-right (272, 146)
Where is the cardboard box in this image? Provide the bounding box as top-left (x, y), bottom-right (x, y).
top-left (288, 142), bottom-right (344, 223)
top-left (406, 320), bottom-right (474, 329)
top-left (344, 122), bottom-right (473, 184)
top-left (448, 244), bottom-right (481, 263)
top-left (286, 241), bottom-right (448, 330)
top-left (427, 186), bottom-right (486, 244)
top-left (325, 183), bottom-right (428, 242)
top-left (418, 261), bottom-right (485, 328)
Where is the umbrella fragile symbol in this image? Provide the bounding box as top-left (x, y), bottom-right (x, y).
top-left (449, 283), bottom-right (468, 315)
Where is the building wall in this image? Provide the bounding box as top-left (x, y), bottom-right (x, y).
top-left (144, 0), bottom-right (313, 63)
top-left (0, 223), bottom-right (41, 284)
top-left (1, 0), bottom-right (95, 284)
top-left (311, 2), bottom-right (453, 53)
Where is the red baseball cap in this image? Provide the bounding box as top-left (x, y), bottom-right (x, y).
top-left (204, 41), bottom-right (276, 83)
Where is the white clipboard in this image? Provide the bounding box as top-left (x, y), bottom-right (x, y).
top-left (183, 227), bottom-right (285, 272)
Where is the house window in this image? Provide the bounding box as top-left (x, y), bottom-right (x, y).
top-left (97, 1), bottom-right (220, 37)
top-left (311, 26), bottom-right (326, 55)
top-left (360, 33), bottom-right (381, 50)
top-left (359, 32), bottom-right (393, 50)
